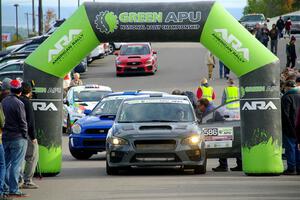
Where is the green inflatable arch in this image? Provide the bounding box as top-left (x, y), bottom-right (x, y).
top-left (24, 1), bottom-right (283, 175)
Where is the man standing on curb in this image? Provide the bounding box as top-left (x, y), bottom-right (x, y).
top-left (19, 82), bottom-right (39, 189)
top-left (2, 80), bottom-right (28, 198)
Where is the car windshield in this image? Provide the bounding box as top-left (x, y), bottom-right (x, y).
top-left (91, 97), bottom-right (124, 116)
top-left (120, 45), bottom-right (150, 55)
top-left (284, 15), bottom-right (300, 22)
top-left (240, 15), bottom-right (264, 22)
top-left (73, 90), bottom-right (110, 102)
top-left (118, 99), bottom-right (195, 123)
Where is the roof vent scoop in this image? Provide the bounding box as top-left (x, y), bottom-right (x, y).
top-left (139, 125), bottom-right (172, 131)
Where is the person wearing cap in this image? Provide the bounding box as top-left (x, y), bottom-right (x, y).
top-left (196, 78), bottom-right (216, 102)
top-left (19, 82), bottom-right (39, 189)
top-left (222, 78), bottom-right (240, 109)
top-left (2, 79), bottom-right (28, 197)
top-left (281, 80), bottom-right (300, 175)
top-left (286, 36), bottom-right (297, 68)
top-left (206, 51), bottom-right (215, 81)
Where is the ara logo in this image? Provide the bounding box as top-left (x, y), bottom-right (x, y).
top-left (242, 101), bottom-right (277, 111)
top-left (33, 102), bottom-right (58, 111)
top-left (48, 29), bottom-right (82, 62)
top-left (214, 29), bottom-right (250, 62)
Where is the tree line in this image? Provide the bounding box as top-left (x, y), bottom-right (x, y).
top-left (244, 0), bottom-right (300, 18)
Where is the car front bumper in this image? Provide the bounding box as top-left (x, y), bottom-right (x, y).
top-left (116, 64), bottom-right (154, 74)
top-left (107, 140), bottom-right (206, 168)
top-left (69, 134), bottom-right (107, 152)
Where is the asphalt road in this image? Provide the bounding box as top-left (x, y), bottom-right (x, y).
top-left (27, 42), bottom-right (300, 200)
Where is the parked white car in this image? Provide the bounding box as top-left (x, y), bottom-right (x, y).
top-left (63, 84), bottom-right (112, 133)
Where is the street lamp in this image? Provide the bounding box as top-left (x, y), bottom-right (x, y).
top-left (78, 0), bottom-right (80, 7)
top-left (14, 4), bottom-right (19, 41)
top-left (58, 0), bottom-right (60, 19)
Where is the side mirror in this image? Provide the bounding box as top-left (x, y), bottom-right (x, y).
top-left (84, 109), bottom-right (92, 115)
top-left (266, 18), bottom-right (270, 22)
top-left (63, 99), bottom-right (69, 106)
top-left (114, 51), bottom-right (119, 56)
top-left (153, 51), bottom-right (157, 54)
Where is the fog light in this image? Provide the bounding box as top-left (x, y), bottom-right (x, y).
top-left (111, 152), bottom-right (116, 157)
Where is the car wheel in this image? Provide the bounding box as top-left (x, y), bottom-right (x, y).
top-left (109, 43), bottom-right (115, 54)
top-left (194, 158), bottom-right (207, 174)
top-left (106, 160), bottom-right (120, 175)
top-left (66, 116), bottom-right (72, 135)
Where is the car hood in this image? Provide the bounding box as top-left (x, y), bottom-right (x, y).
top-left (241, 21), bottom-right (261, 26)
top-left (112, 122), bottom-right (199, 138)
top-left (117, 55), bottom-right (151, 62)
top-left (77, 115), bottom-right (114, 129)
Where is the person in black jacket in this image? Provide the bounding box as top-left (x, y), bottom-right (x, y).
top-left (276, 16), bottom-right (285, 38)
top-left (2, 79), bottom-right (28, 197)
top-left (286, 36), bottom-right (297, 68)
top-left (19, 82), bottom-right (39, 189)
top-left (281, 80), bottom-right (300, 175)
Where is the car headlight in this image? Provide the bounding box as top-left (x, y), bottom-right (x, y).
top-left (182, 135), bottom-right (201, 145)
top-left (116, 60), bottom-right (122, 65)
top-left (107, 137), bottom-right (128, 146)
top-left (145, 58), bottom-right (152, 65)
top-left (72, 123), bottom-right (82, 134)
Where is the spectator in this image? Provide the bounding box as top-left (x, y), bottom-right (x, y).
top-left (255, 23), bottom-right (264, 44)
top-left (261, 23), bottom-right (270, 47)
top-left (224, 65), bottom-right (230, 80)
top-left (296, 108), bottom-right (300, 153)
top-left (196, 98), bottom-right (215, 121)
top-left (69, 73), bottom-right (83, 87)
top-left (206, 51), bottom-right (215, 81)
top-left (0, 102), bottom-right (6, 199)
top-left (222, 78), bottom-right (240, 109)
top-left (2, 80), bottom-right (28, 197)
top-left (286, 36), bottom-right (297, 68)
top-left (172, 89), bottom-right (197, 109)
top-left (285, 17), bottom-right (292, 37)
top-left (269, 24), bottom-right (279, 55)
top-left (0, 78), bottom-right (12, 102)
top-left (219, 60), bottom-right (224, 79)
top-left (281, 80), bottom-right (300, 175)
top-left (276, 16), bottom-right (285, 38)
top-left (19, 82), bottom-right (39, 189)
top-left (196, 78), bottom-right (216, 101)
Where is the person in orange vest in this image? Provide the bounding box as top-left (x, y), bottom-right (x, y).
top-left (196, 78), bottom-right (216, 101)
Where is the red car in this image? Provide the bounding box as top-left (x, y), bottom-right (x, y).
top-left (114, 43), bottom-right (158, 76)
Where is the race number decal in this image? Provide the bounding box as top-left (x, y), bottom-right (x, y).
top-left (203, 127), bottom-right (234, 148)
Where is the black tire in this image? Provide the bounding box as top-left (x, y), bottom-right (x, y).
top-left (194, 158), bottom-right (207, 174)
top-left (109, 43), bottom-right (115, 54)
top-left (66, 116), bottom-right (72, 135)
top-left (106, 161), bottom-right (120, 175)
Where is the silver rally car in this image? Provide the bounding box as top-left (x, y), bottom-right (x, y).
top-left (106, 94), bottom-right (206, 175)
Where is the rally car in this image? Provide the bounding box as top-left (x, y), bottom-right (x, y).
top-left (63, 84), bottom-right (112, 134)
top-left (69, 91), bottom-right (167, 160)
top-left (106, 94), bottom-right (207, 175)
top-left (114, 43), bottom-right (158, 76)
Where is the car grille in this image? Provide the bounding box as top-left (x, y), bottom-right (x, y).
top-left (134, 140), bottom-right (176, 151)
top-left (127, 62), bottom-right (142, 66)
top-left (82, 139), bottom-right (106, 147)
top-left (131, 153), bottom-right (181, 163)
top-left (84, 128), bottom-right (109, 134)
top-left (124, 67), bottom-right (145, 72)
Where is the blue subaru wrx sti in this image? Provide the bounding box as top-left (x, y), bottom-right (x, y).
top-left (69, 91), bottom-right (167, 160)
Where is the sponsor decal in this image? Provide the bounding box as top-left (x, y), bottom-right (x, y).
top-left (48, 29), bottom-right (83, 64)
top-left (242, 101), bottom-right (277, 111)
top-left (33, 102), bottom-right (58, 111)
top-left (33, 87), bottom-right (62, 94)
top-left (240, 86), bottom-right (277, 98)
top-left (212, 28), bottom-right (249, 62)
top-left (203, 127), bottom-right (233, 148)
top-left (94, 10), bottom-right (202, 33)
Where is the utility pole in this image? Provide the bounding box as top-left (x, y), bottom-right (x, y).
top-left (38, 0), bottom-right (43, 35)
top-left (25, 13), bottom-right (30, 37)
top-left (32, 0), bottom-right (35, 33)
top-left (78, 0), bottom-right (80, 7)
top-left (0, 0), bottom-right (2, 51)
top-left (14, 4), bottom-right (19, 41)
top-left (58, 0), bottom-right (60, 19)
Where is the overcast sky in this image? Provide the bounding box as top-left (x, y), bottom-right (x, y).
top-left (3, 0), bottom-right (247, 8)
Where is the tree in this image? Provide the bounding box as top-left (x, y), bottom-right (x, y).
top-left (44, 9), bottom-right (56, 32)
top-left (244, 0), bottom-right (300, 18)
